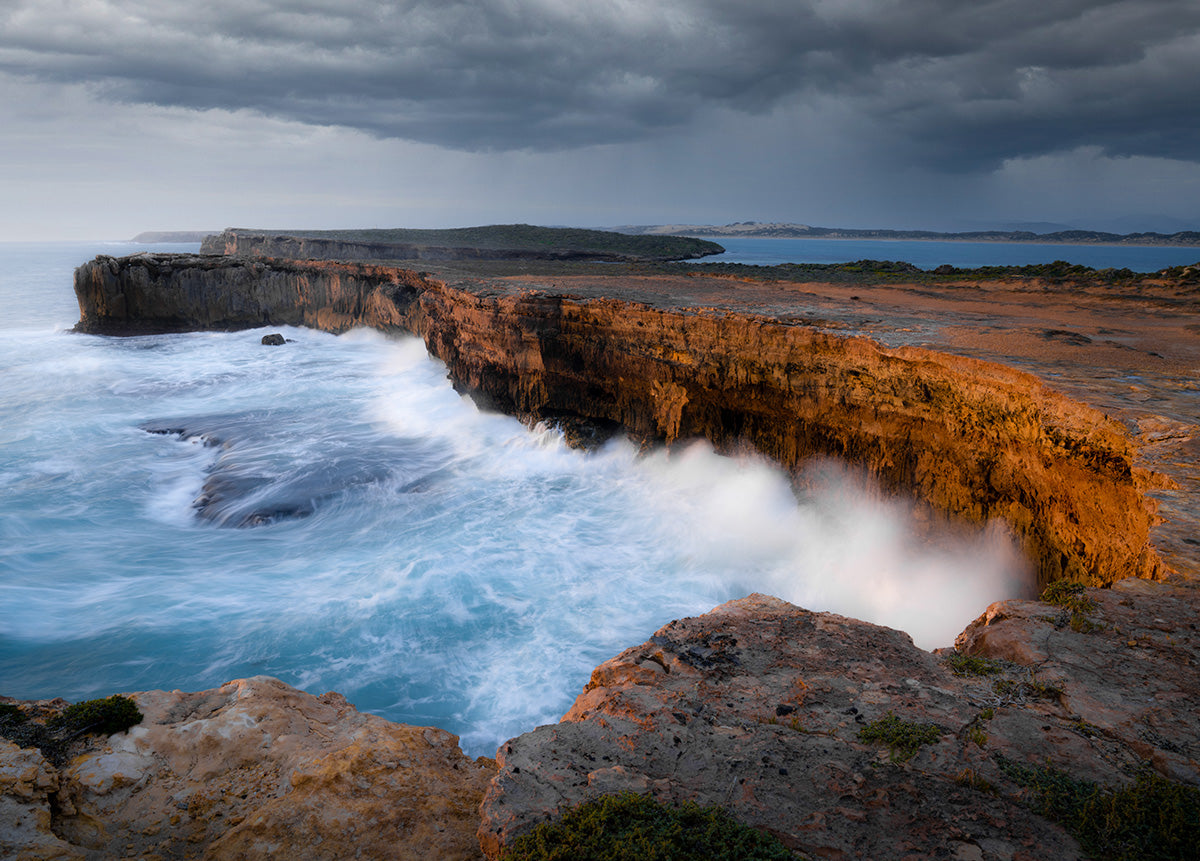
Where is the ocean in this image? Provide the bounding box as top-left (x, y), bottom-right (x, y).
top-left (696, 235), bottom-right (1200, 271)
top-left (4, 236), bottom-right (1158, 755)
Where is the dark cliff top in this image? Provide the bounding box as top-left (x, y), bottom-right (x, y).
top-left (213, 224), bottom-right (724, 262)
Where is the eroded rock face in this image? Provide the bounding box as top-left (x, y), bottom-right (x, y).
top-left (478, 586), bottom-right (1199, 859)
top-left (1, 677), bottom-right (495, 860)
top-left (74, 254), bottom-right (1161, 586)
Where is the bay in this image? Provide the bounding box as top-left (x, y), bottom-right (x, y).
top-left (1, 241), bottom-right (1028, 755)
top-left (695, 235), bottom-right (1200, 272)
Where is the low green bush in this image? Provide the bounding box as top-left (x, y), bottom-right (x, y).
top-left (0, 703), bottom-right (28, 726)
top-left (997, 758), bottom-right (1200, 860)
top-left (0, 695), bottom-right (142, 766)
top-left (502, 792), bottom-right (796, 860)
top-left (48, 695), bottom-right (142, 736)
top-left (946, 653), bottom-right (1004, 677)
top-left (857, 711), bottom-right (942, 762)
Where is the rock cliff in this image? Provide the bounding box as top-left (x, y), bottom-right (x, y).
top-left (74, 253), bottom-right (1161, 588)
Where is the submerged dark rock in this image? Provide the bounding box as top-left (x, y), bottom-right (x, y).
top-left (142, 413), bottom-right (443, 527)
top-left (261, 332), bottom-right (286, 346)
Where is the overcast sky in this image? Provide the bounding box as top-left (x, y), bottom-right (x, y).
top-left (3, 0), bottom-right (1199, 240)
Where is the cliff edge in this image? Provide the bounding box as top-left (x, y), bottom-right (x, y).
top-left (74, 253), bottom-right (1163, 587)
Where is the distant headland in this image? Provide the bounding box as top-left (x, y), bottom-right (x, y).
top-left (133, 222), bottom-right (1200, 248)
top-left (614, 220), bottom-right (1200, 246)
top-left (131, 230), bottom-right (216, 243)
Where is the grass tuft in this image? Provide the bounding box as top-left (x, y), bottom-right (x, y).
top-left (946, 653), bottom-right (1005, 677)
top-left (501, 792), bottom-right (797, 860)
top-left (997, 757), bottom-right (1200, 861)
top-left (857, 712), bottom-right (942, 762)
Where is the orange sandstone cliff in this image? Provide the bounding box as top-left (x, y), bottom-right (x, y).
top-left (74, 253), bottom-right (1161, 588)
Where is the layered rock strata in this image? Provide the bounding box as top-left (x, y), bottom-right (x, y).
top-left (0, 676), bottom-right (495, 860)
top-left (74, 253), bottom-right (1161, 588)
top-left (479, 581), bottom-right (1200, 859)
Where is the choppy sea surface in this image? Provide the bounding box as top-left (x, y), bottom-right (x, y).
top-left (4, 238), bottom-right (1139, 755)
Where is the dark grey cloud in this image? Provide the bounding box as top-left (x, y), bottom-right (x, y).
top-left (2, 0), bottom-right (1198, 169)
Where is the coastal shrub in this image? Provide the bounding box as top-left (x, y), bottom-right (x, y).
top-left (0, 695), bottom-right (142, 766)
top-left (857, 712), bottom-right (942, 762)
top-left (48, 695), bottom-right (143, 736)
top-left (1041, 580), bottom-right (1093, 609)
top-left (946, 653), bottom-right (1004, 677)
top-left (1040, 580), bottom-right (1104, 632)
top-left (501, 792), bottom-right (796, 861)
top-left (997, 758), bottom-right (1200, 861)
top-left (0, 703), bottom-right (27, 726)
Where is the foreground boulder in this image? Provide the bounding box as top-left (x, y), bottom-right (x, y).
top-left (480, 583), bottom-right (1199, 859)
top-left (0, 676), bottom-right (495, 860)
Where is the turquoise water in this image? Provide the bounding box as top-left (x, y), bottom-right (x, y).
top-left (697, 236), bottom-right (1200, 272)
top-left (1, 242), bottom-right (1034, 755)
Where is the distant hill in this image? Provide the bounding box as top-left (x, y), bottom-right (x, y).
top-left (131, 231), bottom-right (216, 243)
top-left (201, 224), bottom-right (724, 263)
top-left (615, 221), bottom-right (1200, 247)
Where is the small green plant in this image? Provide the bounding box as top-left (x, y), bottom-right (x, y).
top-left (996, 758), bottom-right (1200, 861)
top-left (48, 695), bottom-right (142, 736)
top-left (1068, 613), bottom-right (1104, 633)
top-left (1041, 580), bottom-right (1093, 610)
top-left (1041, 580), bottom-right (1103, 632)
top-left (993, 677), bottom-right (1062, 703)
top-left (955, 769), bottom-right (998, 795)
top-left (0, 703), bottom-right (28, 726)
top-left (1073, 720), bottom-right (1102, 739)
top-left (967, 724), bottom-right (989, 748)
top-left (501, 792), bottom-right (796, 860)
top-left (946, 653), bottom-right (1004, 677)
top-left (0, 695), bottom-right (143, 766)
top-left (979, 707), bottom-right (995, 721)
top-left (857, 712), bottom-right (942, 762)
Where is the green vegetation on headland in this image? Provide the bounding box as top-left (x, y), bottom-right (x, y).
top-left (220, 224), bottom-right (724, 262)
top-left (679, 258), bottom-right (1200, 285)
top-left (622, 221), bottom-right (1200, 247)
top-left (502, 792), bottom-right (797, 861)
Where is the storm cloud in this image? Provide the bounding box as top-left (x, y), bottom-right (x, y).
top-left (3, 0), bottom-right (1199, 168)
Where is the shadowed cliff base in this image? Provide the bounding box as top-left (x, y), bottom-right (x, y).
top-left (73, 253), bottom-right (1184, 589)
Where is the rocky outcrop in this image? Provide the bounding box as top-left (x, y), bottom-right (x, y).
top-left (0, 677), bottom-right (495, 860)
top-left (74, 253), bottom-right (1161, 588)
top-left (73, 254), bottom-right (427, 335)
top-left (5, 587), bottom-right (1195, 860)
top-left (479, 581), bottom-right (1200, 859)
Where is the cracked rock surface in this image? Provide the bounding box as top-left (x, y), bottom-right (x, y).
top-left (480, 584), bottom-right (1199, 860)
